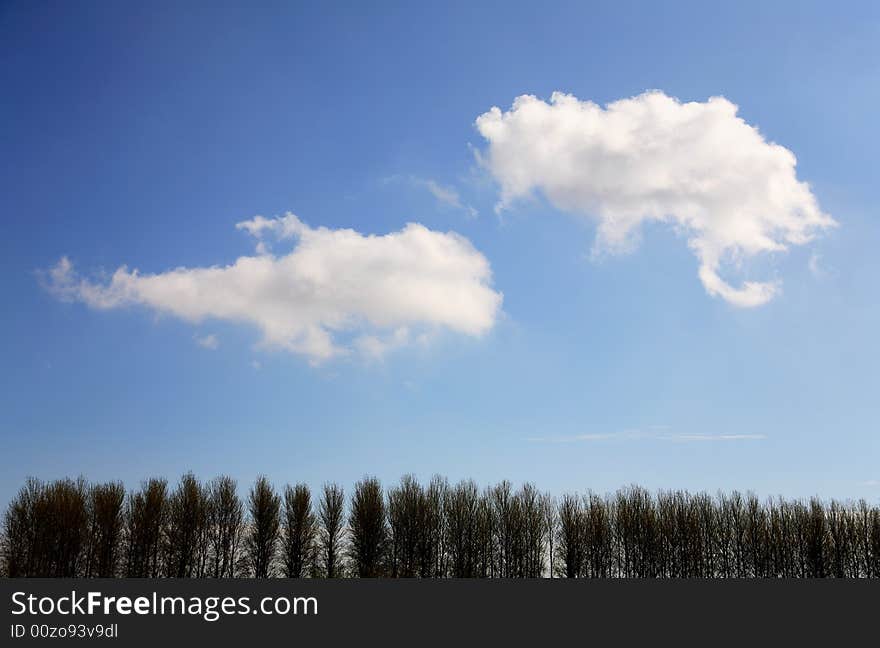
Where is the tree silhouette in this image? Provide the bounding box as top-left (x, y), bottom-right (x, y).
top-left (208, 476), bottom-right (242, 578)
top-left (84, 481), bottom-right (125, 577)
top-left (2, 478), bottom-right (43, 577)
top-left (444, 480), bottom-right (480, 577)
top-left (282, 483), bottom-right (317, 578)
top-left (349, 476), bottom-right (388, 577)
top-left (418, 475), bottom-right (447, 578)
top-left (164, 473), bottom-right (209, 578)
top-left (4, 473), bottom-right (880, 579)
top-left (556, 493), bottom-right (585, 577)
top-left (245, 476), bottom-right (281, 578)
top-left (387, 475), bottom-right (422, 577)
top-left (318, 483), bottom-right (345, 578)
top-left (124, 478), bottom-right (167, 577)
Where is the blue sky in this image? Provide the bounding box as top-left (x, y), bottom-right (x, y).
top-left (1, 1), bottom-right (878, 505)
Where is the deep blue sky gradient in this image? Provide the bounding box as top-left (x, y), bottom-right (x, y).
top-left (1, 1), bottom-right (878, 504)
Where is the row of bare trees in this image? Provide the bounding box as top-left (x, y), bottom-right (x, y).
top-left (555, 487), bottom-right (880, 578)
top-left (3, 475), bottom-right (879, 578)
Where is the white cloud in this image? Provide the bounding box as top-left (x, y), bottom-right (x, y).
top-left (383, 175), bottom-right (479, 218)
top-left (421, 179), bottom-right (459, 207)
top-left (194, 333), bottom-right (219, 350)
top-left (414, 178), bottom-right (479, 218)
top-left (808, 251), bottom-right (834, 279)
top-left (476, 91), bottom-right (836, 307)
top-left (45, 214), bottom-right (502, 363)
top-left (354, 326), bottom-right (433, 360)
top-left (234, 213), bottom-right (307, 240)
top-left (526, 430), bottom-right (765, 443)
top-left (667, 433), bottom-right (766, 442)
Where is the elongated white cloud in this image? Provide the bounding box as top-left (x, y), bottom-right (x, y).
top-left (476, 91), bottom-right (836, 307)
top-left (414, 178), bottom-right (479, 218)
top-left (526, 430), bottom-right (766, 443)
top-left (381, 175), bottom-right (479, 218)
top-left (46, 214), bottom-right (502, 362)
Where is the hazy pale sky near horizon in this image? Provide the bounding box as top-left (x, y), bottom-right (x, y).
top-left (1, 1), bottom-right (878, 504)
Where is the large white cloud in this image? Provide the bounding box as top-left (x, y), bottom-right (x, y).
top-left (476, 91), bottom-right (836, 307)
top-left (46, 214), bottom-right (502, 362)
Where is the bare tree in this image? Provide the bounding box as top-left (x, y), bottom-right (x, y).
top-left (418, 475), bottom-right (447, 577)
top-left (387, 475), bottom-right (424, 577)
top-left (5, 473), bottom-right (880, 580)
top-left (349, 477), bottom-right (388, 577)
top-left (207, 476), bottom-right (242, 578)
top-left (282, 483), bottom-right (317, 578)
top-left (2, 478), bottom-right (44, 577)
top-left (245, 476), bottom-right (281, 578)
top-left (474, 489), bottom-right (495, 578)
top-left (804, 498), bottom-right (829, 578)
top-left (444, 480), bottom-right (480, 577)
top-left (556, 493), bottom-right (584, 578)
top-left (870, 506), bottom-right (880, 578)
top-left (518, 484), bottom-right (547, 577)
top-left (3, 478), bottom-right (91, 577)
top-left (490, 481), bottom-right (516, 577)
top-left (49, 478), bottom-right (90, 577)
top-left (543, 493), bottom-right (557, 578)
top-left (584, 491), bottom-right (612, 578)
top-left (84, 481), bottom-right (126, 577)
top-left (318, 483), bottom-right (345, 578)
top-left (124, 478), bottom-right (167, 577)
top-left (165, 473), bottom-right (210, 578)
